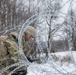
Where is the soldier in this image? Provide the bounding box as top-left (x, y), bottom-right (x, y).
top-left (22, 26), bottom-right (36, 62)
top-left (12, 26), bottom-right (36, 75)
top-left (6, 29), bottom-right (36, 63)
top-left (0, 32), bottom-right (19, 75)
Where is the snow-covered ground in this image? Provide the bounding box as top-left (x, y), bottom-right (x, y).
top-left (27, 51), bottom-right (76, 75)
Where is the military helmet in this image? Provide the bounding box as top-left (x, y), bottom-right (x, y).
top-left (10, 32), bottom-right (18, 39)
top-left (24, 26), bottom-right (36, 37)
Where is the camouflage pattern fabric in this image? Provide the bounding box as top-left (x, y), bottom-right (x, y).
top-left (0, 43), bottom-right (7, 61)
top-left (4, 36), bottom-right (19, 62)
top-left (0, 36), bottom-right (10, 74)
top-left (0, 35), bottom-right (19, 74)
top-left (0, 35), bottom-right (18, 67)
top-left (0, 36), bottom-right (8, 61)
top-left (22, 35), bottom-right (36, 59)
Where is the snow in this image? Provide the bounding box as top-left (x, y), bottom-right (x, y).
top-left (27, 51), bottom-right (76, 75)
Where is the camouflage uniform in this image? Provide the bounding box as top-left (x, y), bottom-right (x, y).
top-left (22, 26), bottom-right (36, 60)
top-left (0, 36), bottom-right (8, 61)
top-left (4, 35), bottom-right (19, 62)
top-left (0, 36), bottom-right (8, 69)
top-left (0, 32), bottom-right (19, 75)
top-left (11, 26), bottom-right (36, 75)
top-left (23, 41), bottom-right (32, 57)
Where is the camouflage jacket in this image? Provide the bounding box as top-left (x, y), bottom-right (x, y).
top-left (4, 35), bottom-right (19, 62)
top-left (0, 36), bottom-right (8, 61)
top-left (22, 35), bottom-right (36, 59)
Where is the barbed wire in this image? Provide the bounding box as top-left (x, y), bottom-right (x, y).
top-left (0, 0), bottom-right (76, 75)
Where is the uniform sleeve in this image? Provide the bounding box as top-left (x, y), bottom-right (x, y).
top-left (4, 39), bottom-right (19, 62)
